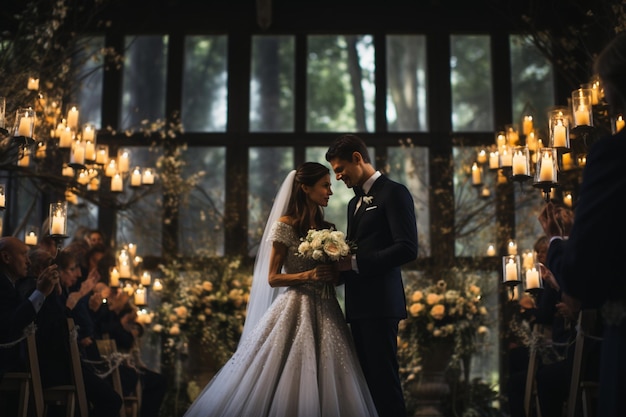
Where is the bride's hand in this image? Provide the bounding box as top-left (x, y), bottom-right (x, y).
top-left (311, 264), bottom-right (338, 283)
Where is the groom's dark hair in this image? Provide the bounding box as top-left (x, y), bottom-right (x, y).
top-left (325, 134), bottom-right (372, 164)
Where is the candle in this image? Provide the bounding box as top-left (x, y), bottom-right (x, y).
top-left (477, 149), bottom-right (487, 164)
top-left (105, 160), bottom-right (117, 177)
top-left (507, 128), bottom-right (519, 146)
top-left (111, 173), bottom-right (123, 192)
top-left (134, 287), bottom-right (147, 306)
top-left (522, 116), bottom-right (533, 135)
top-left (616, 116), bottom-right (625, 133)
top-left (59, 127), bottom-right (73, 148)
top-left (51, 210), bottom-right (65, 235)
top-left (0, 192), bottom-right (5, 208)
top-left (62, 164), bottom-right (74, 177)
top-left (25, 232), bottom-right (37, 246)
top-left (526, 131), bottom-right (538, 152)
top-left (142, 168), bottom-right (154, 184)
top-left (110, 268), bottom-right (120, 287)
top-left (539, 151), bottom-right (555, 182)
top-left (525, 268), bottom-right (540, 289)
top-left (481, 187), bottom-right (490, 198)
top-left (553, 120), bottom-right (567, 147)
top-left (153, 279), bottom-right (163, 292)
top-left (27, 77), bottom-right (39, 91)
top-left (96, 147), bottom-right (108, 165)
top-left (18, 115), bottom-right (33, 137)
top-left (471, 163), bottom-right (481, 185)
top-left (564, 192), bottom-right (573, 208)
top-left (131, 168), bottom-right (142, 187)
top-left (141, 271), bottom-right (151, 286)
top-left (84, 140), bottom-right (95, 161)
top-left (505, 259), bottom-right (518, 282)
top-left (119, 261), bottom-right (131, 278)
top-left (508, 240), bottom-right (517, 255)
top-left (67, 106), bottom-right (79, 129)
top-left (512, 151), bottom-right (527, 175)
top-left (574, 105), bottom-right (590, 126)
top-left (82, 125), bottom-right (95, 141)
top-left (71, 141), bottom-right (85, 165)
top-left (36, 142), bottom-right (46, 159)
top-left (500, 149), bottom-right (512, 167)
top-left (118, 150), bottom-right (130, 173)
top-left (486, 244), bottom-right (496, 257)
top-left (489, 151), bottom-right (499, 169)
top-left (522, 251), bottom-right (535, 271)
top-left (18, 153), bottom-right (30, 167)
top-left (496, 133), bottom-right (506, 148)
top-left (561, 153), bottom-right (574, 171)
top-left (128, 243), bottom-right (137, 258)
top-left (88, 177), bottom-right (100, 191)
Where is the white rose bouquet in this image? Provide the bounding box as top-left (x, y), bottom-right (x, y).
top-left (297, 228), bottom-right (353, 263)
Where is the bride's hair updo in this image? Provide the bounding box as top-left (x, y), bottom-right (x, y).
top-left (286, 162), bottom-right (334, 237)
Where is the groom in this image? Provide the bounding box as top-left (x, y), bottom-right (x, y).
top-left (326, 134), bottom-right (418, 417)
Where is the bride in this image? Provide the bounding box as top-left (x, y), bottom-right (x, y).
top-left (184, 162), bottom-right (378, 417)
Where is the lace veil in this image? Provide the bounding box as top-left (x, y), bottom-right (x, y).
top-left (239, 170), bottom-right (295, 344)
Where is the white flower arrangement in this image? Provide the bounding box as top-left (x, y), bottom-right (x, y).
top-left (362, 195), bottom-right (374, 205)
top-left (297, 228), bottom-right (353, 263)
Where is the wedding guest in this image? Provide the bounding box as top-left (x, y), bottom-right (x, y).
top-left (0, 237), bottom-right (59, 415)
top-left (538, 32), bottom-right (626, 417)
top-left (326, 134), bottom-right (418, 417)
top-left (183, 162), bottom-right (378, 416)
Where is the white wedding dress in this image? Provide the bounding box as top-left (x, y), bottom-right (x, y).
top-left (184, 221), bottom-right (378, 417)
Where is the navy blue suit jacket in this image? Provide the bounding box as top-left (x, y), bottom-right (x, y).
top-left (344, 175), bottom-right (418, 321)
top-left (548, 129), bottom-right (626, 309)
top-left (0, 273), bottom-right (37, 375)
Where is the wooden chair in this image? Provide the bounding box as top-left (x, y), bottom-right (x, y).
top-left (0, 335), bottom-right (31, 417)
top-left (566, 309), bottom-right (602, 417)
top-left (96, 337), bottom-right (141, 417)
top-left (523, 323), bottom-right (544, 417)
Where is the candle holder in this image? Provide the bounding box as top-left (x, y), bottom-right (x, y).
top-left (571, 88), bottom-right (593, 128)
top-left (548, 107), bottom-right (571, 149)
top-left (533, 147), bottom-right (559, 202)
top-left (49, 201), bottom-right (69, 252)
top-left (12, 107), bottom-right (36, 140)
top-left (510, 146), bottom-right (531, 183)
top-left (524, 263), bottom-right (544, 296)
top-left (502, 255), bottom-right (521, 287)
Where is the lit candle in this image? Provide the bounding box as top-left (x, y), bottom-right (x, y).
top-left (522, 251), bottom-right (535, 271)
top-left (96, 147), bottom-right (108, 165)
top-left (505, 259), bottom-right (518, 282)
top-left (486, 244), bottom-right (496, 257)
top-left (539, 151), bottom-right (555, 182)
top-left (88, 177), bottom-right (100, 191)
top-left (142, 168), bottom-right (154, 184)
top-left (110, 267), bottom-right (120, 287)
top-left (564, 192), bottom-right (573, 208)
top-left (507, 128), bottom-right (519, 146)
top-left (111, 173), bottom-right (123, 192)
top-left (477, 149), bottom-right (487, 164)
top-left (59, 127), bottom-right (73, 148)
top-left (18, 115), bottom-right (33, 137)
top-left (0, 191), bottom-right (5, 208)
top-left (552, 120), bottom-right (567, 147)
top-left (84, 140), bottom-right (95, 161)
top-left (152, 278), bottom-right (163, 292)
top-left (471, 163), bottom-right (481, 185)
top-left (131, 168), bottom-right (142, 187)
top-left (119, 261), bottom-right (131, 278)
top-left (77, 170), bottom-right (90, 185)
top-left (82, 125), bottom-right (95, 141)
top-left (25, 231), bottom-right (37, 246)
top-left (51, 210), bottom-right (65, 235)
top-left (525, 267), bottom-right (540, 289)
top-left (489, 151), bottom-right (499, 169)
top-left (508, 240), bottom-right (517, 255)
top-left (526, 131), bottom-right (538, 152)
top-left (71, 141), bottom-right (85, 165)
top-left (561, 153), bottom-right (574, 171)
top-left (105, 160), bottom-right (117, 177)
top-left (62, 164), bottom-right (74, 177)
top-left (36, 142), bottom-right (46, 159)
top-left (500, 149), bottom-right (512, 167)
top-left (134, 286), bottom-right (147, 306)
top-left (117, 150), bottom-right (130, 173)
top-left (496, 133), bottom-right (506, 148)
top-left (616, 115), bottom-right (625, 133)
top-left (27, 77), bottom-right (40, 91)
top-left (141, 271), bottom-right (151, 286)
top-left (128, 243), bottom-right (137, 258)
top-left (574, 105), bottom-right (590, 126)
top-left (67, 106), bottom-right (79, 129)
top-left (512, 150), bottom-right (527, 175)
top-left (522, 116), bottom-right (533, 135)
top-left (481, 186), bottom-right (490, 198)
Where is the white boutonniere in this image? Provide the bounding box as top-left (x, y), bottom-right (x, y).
top-left (362, 196), bottom-right (374, 205)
